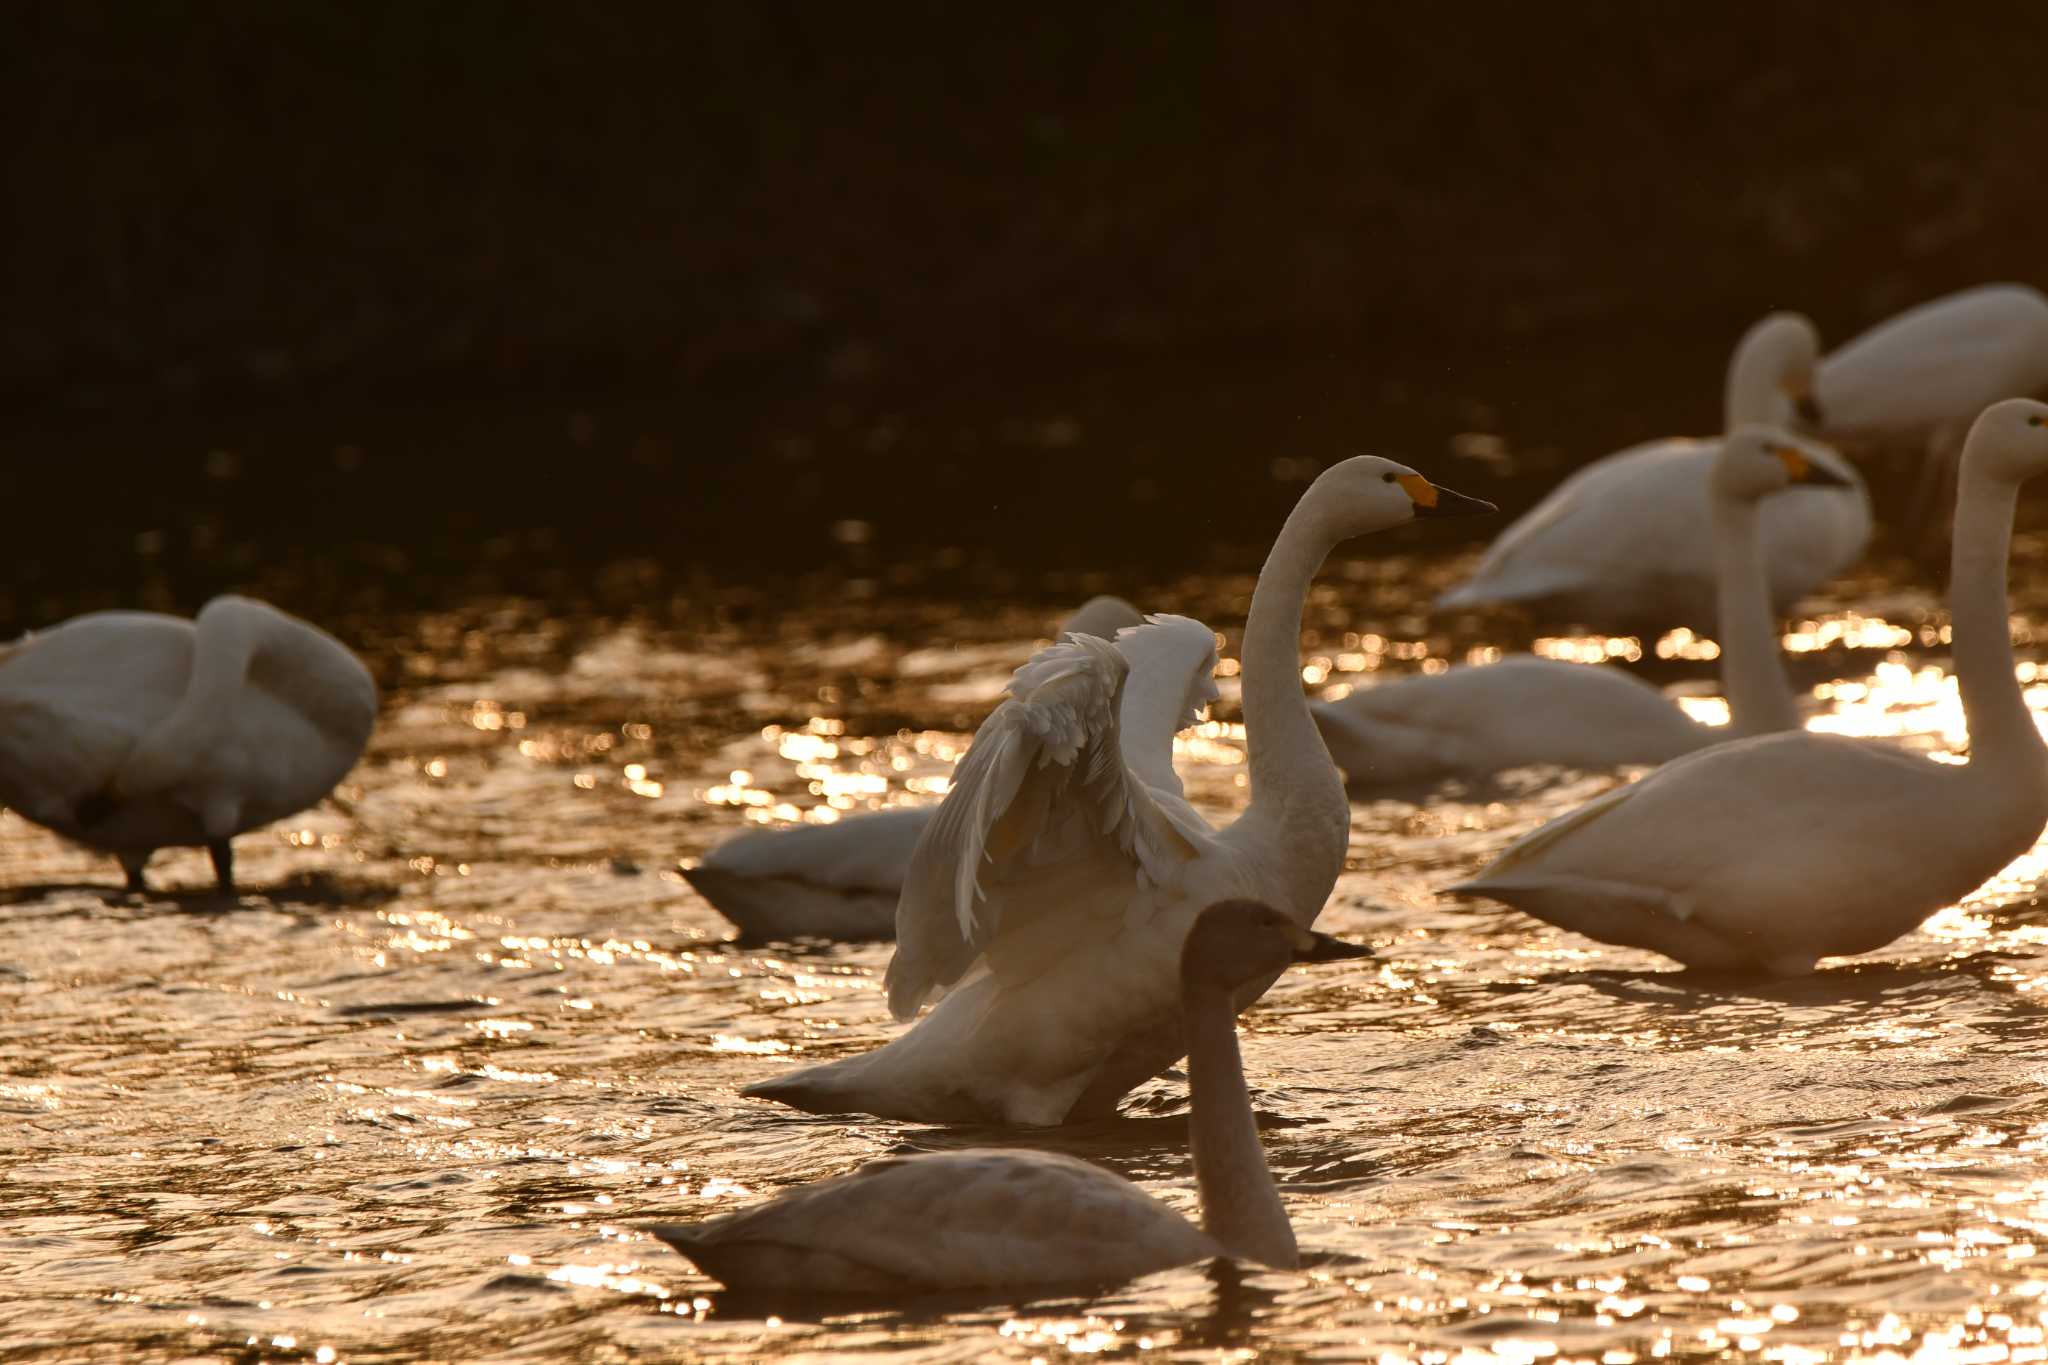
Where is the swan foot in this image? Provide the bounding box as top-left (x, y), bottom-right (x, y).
top-left (208, 840), bottom-right (236, 893)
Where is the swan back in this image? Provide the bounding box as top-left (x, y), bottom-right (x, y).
top-left (1818, 285), bottom-right (2048, 442)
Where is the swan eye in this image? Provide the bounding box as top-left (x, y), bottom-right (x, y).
top-left (1381, 472), bottom-right (1398, 483)
top-left (2031, 415), bottom-right (2046, 428)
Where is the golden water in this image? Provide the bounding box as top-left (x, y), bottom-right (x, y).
top-left (5, 544), bottom-right (2048, 1363)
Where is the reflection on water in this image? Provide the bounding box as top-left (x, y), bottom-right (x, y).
top-left (6, 544), bottom-right (2048, 1362)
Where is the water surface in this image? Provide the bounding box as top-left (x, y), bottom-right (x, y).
top-left (5, 537), bottom-right (2048, 1363)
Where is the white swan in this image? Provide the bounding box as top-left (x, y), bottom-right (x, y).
top-left (743, 458), bottom-right (1492, 1125)
top-left (651, 899), bottom-right (1371, 1292)
top-left (1313, 427), bottom-right (1850, 787)
top-left (1444, 399), bottom-right (2048, 974)
top-left (683, 596), bottom-right (1146, 940)
top-left (0, 594), bottom-right (378, 891)
top-left (1437, 313), bottom-right (1870, 634)
top-left (1815, 283), bottom-right (2048, 537)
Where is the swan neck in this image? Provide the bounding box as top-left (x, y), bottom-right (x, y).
top-left (1241, 502), bottom-right (1338, 810)
top-left (1949, 475), bottom-right (2039, 765)
top-left (1711, 494), bottom-right (1799, 736)
top-left (1184, 981), bottom-right (1297, 1269)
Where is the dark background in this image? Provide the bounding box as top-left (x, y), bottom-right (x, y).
top-left (8, 3), bottom-right (2048, 625)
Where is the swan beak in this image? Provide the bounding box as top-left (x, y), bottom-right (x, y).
top-left (1399, 474), bottom-right (1496, 519)
top-left (1287, 927), bottom-right (1375, 963)
top-left (1774, 444), bottom-right (1853, 488)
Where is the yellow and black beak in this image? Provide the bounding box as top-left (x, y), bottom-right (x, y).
top-left (1397, 473), bottom-right (1497, 519)
top-left (1771, 444), bottom-right (1853, 489)
top-left (1284, 924), bottom-right (1376, 964)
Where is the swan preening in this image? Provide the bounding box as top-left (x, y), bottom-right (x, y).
top-left (683, 596), bottom-right (1147, 940)
top-left (1438, 313), bottom-right (1869, 634)
top-left (1447, 399), bottom-right (2048, 974)
top-left (1313, 427), bottom-right (1848, 787)
top-left (742, 458), bottom-right (1492, 1125)
top-left (0, 595), bottom-right (376, 891)
top-left (652, 898), bottom-right (1371, 1292)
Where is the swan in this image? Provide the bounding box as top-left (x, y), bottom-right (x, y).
top-left (1814, 283), bottom-right (2048, 539)
top-left (1436, 312), bottom-right (1870, 634)
top-left (650, 898), bottom-right (1371, 1293)
top-left (1312, 427), bottom-right (1850, 787)
top-left (0, 594), bottom-right (378, 891)
top-left (742, 457), bottom-right (1492, 1125)
top-left (683, 596), bottom-right (1146, 941)
top-left (1443, 399), bottom-right (2048, 974)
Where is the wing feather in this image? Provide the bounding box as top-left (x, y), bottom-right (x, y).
top-left (886, 632), bottom-right (1206, 1020)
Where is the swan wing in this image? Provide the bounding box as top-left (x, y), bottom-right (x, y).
top-left (653, 1150), bottom-right (1212, 1291)
top-left (1442, 440), bottom-right (1712, 606)
top-left (885, 633), bottom-right (1208, 1019)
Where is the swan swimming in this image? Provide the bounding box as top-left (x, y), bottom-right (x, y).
top-left (743, 457), bottom-right (1491, 1125)
top-left (683, 596), bottom-right (1147, 940)
top-left (1312, 427), bottom-right (1849, 787)
top-left (0, 595), bottom-right (378, 891)
top-left (1443, 399), bottom-right (2048, 974)
top-left (651, 898), bottom-right (1371, 1293)
top-left (1437, 312), bottom-right (1869, 634)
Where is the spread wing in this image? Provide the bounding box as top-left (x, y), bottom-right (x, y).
top-left (884, 633), bottom-right (1210, 1020)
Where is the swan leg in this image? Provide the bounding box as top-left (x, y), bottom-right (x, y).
top-left (118, 854), bottom-right (150, 894)
top-left (1907, 425), bottom-right (1963, 565)
top-left (208, 839), bottom-right (236, 892)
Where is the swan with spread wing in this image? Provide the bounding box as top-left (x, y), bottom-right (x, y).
top-left (743, 458), bottom-right (1492, 1125)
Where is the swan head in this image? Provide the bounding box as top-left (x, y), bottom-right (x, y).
top-left (1113, 615), bottom-right (1221, 729)
top-left (1713, 425), bottom-right (1854, 502)
top-left (1727, 312), bottom-right (1822, 430)
top-left (1304, 456), bottom-right (1494, 539)
top-left (1963, 397), bottom-right (2048, 483)
top-left (1181, 899), bottom-right (1372, 993)
top-left (1059, 595), bottom-right (1145, 641)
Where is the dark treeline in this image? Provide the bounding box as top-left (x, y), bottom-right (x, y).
top-left (13, 4), bottom-right (2048, 413)
top-left (6, 4), bottom-right (2048, 620)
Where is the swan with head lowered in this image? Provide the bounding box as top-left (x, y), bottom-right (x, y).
top-left (1437, 312), bottom-right (1869, 634)
top-left (682, 596), bottom-right (1148, 941)
top-left (651, 899), bottom-right (1370, 1293)
top-left (740, 457), bottom-right (1490, 1125)
top-left (1313, 428), bottom-right (1849, 788)
top-left (0, 594), bottom-right (378, 891)
top-left (1444, 399), bottom-right (2048, 974)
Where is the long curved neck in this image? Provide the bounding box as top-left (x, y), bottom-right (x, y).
top-left (1242, 503), bottom-right (1342, 815)
top-left (1184, 979), bottom-right (1297, 1269)
top-left (1723, 341), bottom-right (1789, 429)
top-left (1710, 494), bottom-right (1800, 736)
top-left (1950, 474), bottom-right (2041, 768)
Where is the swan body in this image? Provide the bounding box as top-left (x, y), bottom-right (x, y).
top-left (652, 900), bottom-right (1370, 1293)
top-left (1817, 284), bottom-right (2048, 448)
top-left (684, 597), bottom-right (1146, 940)
top-left (743, 459), bottom-right (1491, 1126)
top-left (0, 595), bottom-right (377, 890)
top-left (1312, 655), bottom-right (1706, 784)
top-left (1438, 313), bottom-right (1871, 633)
top-left (1316, 429), bottom-right (1848, 786)
top-left (1446, 400), bottom-right (2048, 974)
